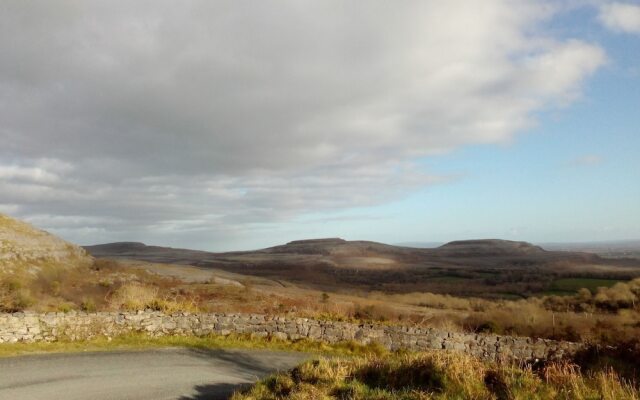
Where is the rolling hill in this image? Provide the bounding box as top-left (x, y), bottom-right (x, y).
top-left (85, 238), bottom-right (640, 297)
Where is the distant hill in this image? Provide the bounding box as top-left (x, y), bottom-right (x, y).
top-left (541, 240), bottom-right (640, 260)
top-left (394, 241), bottom-right (443, 248)
top-left (84, 237), bottom-right (610, 268)
top-left (436, 239), bottom-right (546, 257)
top-left (0, 214), bottom-right (93, 274)
top-left (83, 237), bottom-right (640, 297)
top-left (85, 242), bottom-right (214, 265)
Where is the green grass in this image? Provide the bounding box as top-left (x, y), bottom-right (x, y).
top-left (0, 333), bottom-right (389, 359)
top-left (474, 272), bottom-right (498, 278)
top-left (550, 278), bottom-right (623, 294)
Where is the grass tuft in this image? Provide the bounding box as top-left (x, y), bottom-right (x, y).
top-left (232, 351), bottom-right (640, 400)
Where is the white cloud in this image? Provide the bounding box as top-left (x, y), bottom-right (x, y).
top-left (0, 1), bottom-right (607, 248)
top-left (0, 165), bottom-right (59, 184)
top-left (569, 154), bottom-right (604, 166)
top-left (599, 2), bottom-right (640, 34)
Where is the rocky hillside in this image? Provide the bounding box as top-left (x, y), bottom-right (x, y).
top-left (0, 214), bottom-right (92, 274)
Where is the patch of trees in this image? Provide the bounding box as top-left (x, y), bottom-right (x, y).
top-left (544, 278), bottom-right (640, 313)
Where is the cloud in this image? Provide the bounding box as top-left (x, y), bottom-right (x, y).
top-left (0, 165), bottom-right (59, 184)
top-left (569, 154), bottom-right (604, 167)
top-left (598, 2), bottom-right (640, 34)
top-left (0, 1), bottom-right (606, 249)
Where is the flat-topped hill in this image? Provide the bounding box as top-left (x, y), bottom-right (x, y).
top-left (84, 237), bottom-right (613, 269)
top-left (83, 237), bottom-right (636, 296)
top-left (436, 239), bottom-right (546, 257)
top-left (286, 238), bottom-right (347, 246)
top-left (264, 238), bottom-right (410, 257)
top-left (0, 214), bottom-right (92, 274)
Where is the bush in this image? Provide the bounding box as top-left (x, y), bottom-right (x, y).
top-left (351, 303), bottom-right (398, 322)
top-left (109, 283), bottom-right (159, 310)
top-left (321, 292), bottom-right (330, 303)
top-left (57, 302), bottom-right (74, 313)
top-left (108, 283), bottom-right (198, 313)
top-left (594, 283), bottom-right (637, 311)
top-left (475, 320), bottom-right (501, 334)
top-left (0, 277), bottom-right (34, 312)
top-left (81, 298), bottom-right (97, 312)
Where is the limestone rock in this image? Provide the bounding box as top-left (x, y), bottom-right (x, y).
top-left (0, 213), bottom-right (93, 274)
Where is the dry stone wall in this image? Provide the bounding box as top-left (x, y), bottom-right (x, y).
top-left (0, 311), bottom-right (582, 361)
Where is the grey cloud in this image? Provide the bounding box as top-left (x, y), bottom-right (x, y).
top-left (0, 1), bottom-right (606, 248)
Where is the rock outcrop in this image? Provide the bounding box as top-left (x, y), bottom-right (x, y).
top-left (0, 214), bottom-right (92, 274)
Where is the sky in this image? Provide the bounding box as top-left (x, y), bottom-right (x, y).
top-left (0, 0), bottom-right (638, 251)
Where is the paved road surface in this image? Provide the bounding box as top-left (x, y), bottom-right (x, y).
top-left (0, 348), bottom-right (307, 400)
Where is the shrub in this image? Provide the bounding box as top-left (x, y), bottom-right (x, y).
top-left (594, 283), bottom-right (637, 311)
top-left (107, 283), bottom-right (198, 313)
top-left (50, 280), bottom-right (61, 296)
top-left (321, 292), bottom-right (330, 303)
top-left (81, 298), bottom-right (97, 312)
top-left (98, 279), bottom-right (113, 288)
top-left (476, 320), bottom-right (501, 334)
top-left (108, 283), bottom-right (159, 310)
top-left (0, 277), bottom-right (34, 312)
top-left (351, 303), bottom-right (398, 322)
top-left (57, 302), bottom-right (74, 313)
top-left (11, 289), bottom-right (34, 311)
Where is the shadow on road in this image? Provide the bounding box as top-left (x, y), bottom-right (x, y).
top-left (185, 347), bottom-right (304, 377)
top-left (177, 348), bottom-right (306, 399)
top-left (178, 383), bottom-right (249, 400)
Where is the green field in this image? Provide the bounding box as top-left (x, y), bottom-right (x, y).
top-left (474, 271), bottom-right (499, 278)
top-left (549, 278), bottom-right (623, 294)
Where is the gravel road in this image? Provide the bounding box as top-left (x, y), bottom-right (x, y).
top-left (0, 348), bottom-right (307, 400)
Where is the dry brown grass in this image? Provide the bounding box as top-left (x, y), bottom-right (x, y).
top-left (108, 283), bottom-right (159, 310)
top-left (3, 257), bottom-right (640, 387)
top-left (366, 285), bottom-right (640, 344)
top-left (108, 282), bottom-right (199, 313)
top-left (233, 352), bottom-right (639, 400)
top-left (0, 275), bottom-right (34, 312)
top-left (2, 258), bottom-right (640, 348)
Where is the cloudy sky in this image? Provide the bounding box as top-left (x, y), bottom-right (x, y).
top-left (1, 0), bottom-right (639, 250)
